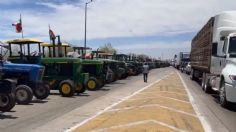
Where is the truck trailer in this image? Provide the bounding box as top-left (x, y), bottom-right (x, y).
top-left (190, 11), bottom-right (236, 107)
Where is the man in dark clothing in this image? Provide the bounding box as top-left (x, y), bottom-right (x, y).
top-left (143, 63), bottom-right (149, 82)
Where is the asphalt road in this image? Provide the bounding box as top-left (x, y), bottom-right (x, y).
top-left (178, 70), bottom-right (236, 132)
top-left (0, 67), bottom-right (172, 132)
top-left (1, 67), bottom-right (236, 132)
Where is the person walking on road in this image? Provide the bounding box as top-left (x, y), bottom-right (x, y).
top-left (143, 62), bottom-right (149, 82)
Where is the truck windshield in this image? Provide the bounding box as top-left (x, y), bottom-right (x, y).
top-left (182, 54), bottom-right (190, 59)
top-left (228, 36), bottom-right (236, 55)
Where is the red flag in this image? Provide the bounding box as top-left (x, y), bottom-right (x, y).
top-left (12, 19), bottom-right (22, 33)
top-left (49, 29), bottom-right (56, 40)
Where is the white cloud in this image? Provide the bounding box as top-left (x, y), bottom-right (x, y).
top-left (115, 41), bottom-right (190, 50)
top-left (1, 0), bottom-right (236, 58)
top-left (1, 0), bottom-right (236, 42)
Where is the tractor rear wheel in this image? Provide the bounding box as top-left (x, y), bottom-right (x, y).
top-left (0, 93), bottom-right (16, 112)
top-left (97, 78), bottom-right (105, 89)
top-left (59, 80), bottom-right (75, 97)
top-left (15, 85), bottom-right (33, 104)
top-left (76, 82), bottom-right (86, 94)
top-left (86, 77), bottom-right (98, 91)
top-left (34, 84), bottom-right (50, 100)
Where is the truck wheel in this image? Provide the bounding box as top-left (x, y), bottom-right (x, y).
top-left (34, 84), bottom-right (50, 100)
top-left (15, 85), bottom-right (33, 104)
top-left (97, 78), bottom-right (105, 88)
top-left (0, 93), bottom-right (16, 112)
top-left (219, 81), bottom-right (229, 108)
top-left (76, 82), bottom-right (86, 93)
top-left (59, 80), bottom-right (75, 97)
top-left (190, 69), bottom-right (196, 80)
top-left (86, 77), bottom-right (98, 91)
top-left (201, 73), bottom-right (212, 93)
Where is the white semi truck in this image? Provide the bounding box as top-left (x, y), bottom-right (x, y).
top-left (190, 11), bottom-right (236, 107)
top-left (174, 52), bottom-right (190, 70)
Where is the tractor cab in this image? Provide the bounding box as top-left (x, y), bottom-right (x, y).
top-left (6, 38), bottom-right (42, 64)
top-left (41, 42), bottom-right (71, 58)
top-left (71, 47), bottom-right (92, 59)
top-left (40, 41), bottom-right (89, 96)
top-left (67, 47), bottom-right (106, 90)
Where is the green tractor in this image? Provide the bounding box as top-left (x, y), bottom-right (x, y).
top-left (6, 38), bottom-right (88, 97)
top-left (68, 47), bottom-right (106, 91)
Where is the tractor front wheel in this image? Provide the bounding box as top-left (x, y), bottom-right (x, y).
top-left (0, 93), bottom-right (16, 112)
top-left (15, 85), bottom-right (33, 104)
top-left (86, 77), bottom-right (98, 91)
top-left (59, 80), bottom-right (75, 97)
top-left (34, 84), bottom-right (50, 100)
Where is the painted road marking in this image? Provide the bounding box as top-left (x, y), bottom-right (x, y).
top-left (138, 91), bottom-right (188, 96)
top-left (87, 120), bottom-right (186, 132)
top-left (69, 72), bottom-right (204, 132)
top-left (128, 96), bottom-right (191, 104)
top-left (177, 71), bottom-right (212, 132)
top-left (106, 104), bottom-right (198, 117)
top-left (66, 74), bottom-right (170, 132)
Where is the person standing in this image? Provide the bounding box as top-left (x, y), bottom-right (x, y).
top-left (143, 63), bottom-right (149, 82)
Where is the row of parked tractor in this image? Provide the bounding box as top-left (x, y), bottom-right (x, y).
top-left (0, 38), bottom-right (170, 112)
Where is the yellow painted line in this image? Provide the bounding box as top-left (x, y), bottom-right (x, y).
top-left (69, 72), bottom-right (205, 132)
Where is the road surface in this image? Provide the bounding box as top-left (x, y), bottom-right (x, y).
top-left (0, 67), bottom-right (236, 132)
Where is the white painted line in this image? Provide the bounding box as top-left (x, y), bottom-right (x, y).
top-left (128, 96), bottom-right (190, 104)
top-left (87, 120), bottom-right (186, 132)
top-left (147, 86), bottom-right (186, 91)
top-left (177, 71), bottom-right (212, 132)
top-left (138, 91), bottom-right (188, 96)
top-left (65, 74), bottom-right (170, 132)
top-left (107, 104), bottom-right (197, 118)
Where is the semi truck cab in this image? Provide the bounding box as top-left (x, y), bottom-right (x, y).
top-left (218, 34), bottom-right (236, 104)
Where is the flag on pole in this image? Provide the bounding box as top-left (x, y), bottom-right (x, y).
top-left (12, 18), bottom-right (22, 33)
top-left (49, 28), bottom-right (56, 40)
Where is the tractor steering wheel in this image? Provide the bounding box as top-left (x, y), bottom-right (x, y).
top-left (30, 51), bottom-right (38, 56)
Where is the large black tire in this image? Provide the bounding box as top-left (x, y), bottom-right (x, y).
top-left (33, 84), bottom-right (50, 100)
top-left (75, 82), bottom-right (86, 94)
top-left (0, 93), bottom-right (16, 112)
top-left (15, 85), bottom-right (33, 104)
top-left (219, 80), bottom-right (229, 108)
top-left (97, 78), bottom-right (105, 89)
top-left (86, 77), bottom-right (98, 91)
top-left (190, 69), bottom-right (196, 80)
top-left (59, 80), bottom-right (75, 97)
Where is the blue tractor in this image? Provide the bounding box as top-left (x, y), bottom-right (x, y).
top-left (2, 61), bottom-right (50, 104)
top-left (0, 42), bottom-right (50, 105)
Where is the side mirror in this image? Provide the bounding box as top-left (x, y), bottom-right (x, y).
top-left (212, 42), bottom-right (218, 56)
top-left (220, 36), bottom-right (225, 41)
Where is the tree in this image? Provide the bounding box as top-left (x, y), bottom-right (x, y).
top-left (99, 43), bottom-right (117, 54)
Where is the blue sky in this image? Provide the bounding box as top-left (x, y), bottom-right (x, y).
top-left (0, 0), bottom-right (236, 59)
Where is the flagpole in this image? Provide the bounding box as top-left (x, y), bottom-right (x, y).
top-left (20, 14), bottom-right (24, 38)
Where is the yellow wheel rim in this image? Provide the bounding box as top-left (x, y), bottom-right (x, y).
top-left (61, 84), bottom-right (71, 94)
top-left (88, 80), bottom-right (96, 89)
